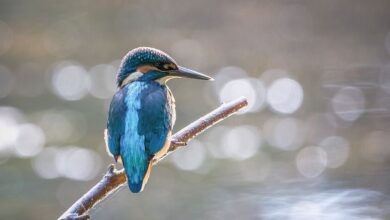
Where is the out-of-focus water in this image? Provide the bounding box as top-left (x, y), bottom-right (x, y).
top-left (259, 187), bottom-right (387, 220)
top-left (1, 0), bottom-right (390, 219)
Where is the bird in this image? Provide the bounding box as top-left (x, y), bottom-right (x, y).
top-left (105, 47), bottom-right (213, 193)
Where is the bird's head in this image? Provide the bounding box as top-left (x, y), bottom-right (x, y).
top-left (117, 47), bottom-right (213, 87)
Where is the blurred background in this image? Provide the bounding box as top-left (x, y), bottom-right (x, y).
top-left (1, 0), bottom-right (390, 219)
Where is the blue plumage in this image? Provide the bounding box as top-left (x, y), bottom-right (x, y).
top-left (137, 81), bottom-right (173, 154)
top-left (106, 47), bottom-right (212, 193)
top-left (106, 88), bottom-right (126, 161)
top-left (107, 81), bottom-right (173, 192)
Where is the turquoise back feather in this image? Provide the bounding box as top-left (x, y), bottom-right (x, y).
top-left (107, 80), bottom-right (173, 192)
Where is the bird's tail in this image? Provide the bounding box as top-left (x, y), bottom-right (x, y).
top-left (128, 180), bottom-right (143, 193)
top-left (121, 146), bottom-right (152, 193)
top-left (126, 161), bottom-right (152, 193)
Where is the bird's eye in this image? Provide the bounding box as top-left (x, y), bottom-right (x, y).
top-left (161, 63), bottom-right (177, 71)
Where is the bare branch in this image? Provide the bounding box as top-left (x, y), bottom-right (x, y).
top-left (58, 97), bottom-right (248, 220)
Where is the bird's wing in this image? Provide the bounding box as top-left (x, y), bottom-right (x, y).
top-left (106, 89), bottom-right (127, 160)
top-left (138, 85), bottom-right (173, 156)
top-left (119, 83), bottom-right (172, 193)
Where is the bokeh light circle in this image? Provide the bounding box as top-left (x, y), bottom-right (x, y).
top-left (212, 66), bottom-right (248, 92)
top-left (319, 136), bottom-right (350, 168)
top-left (331, 87), bottom-right (365, 121)
top-left (32, 147), bottom-right (61, 179)
top-left (296, 146), bottom-right (327, 178)
top-left (219, 78), bottom-right (266, 113)
top-left (172, 140), bottom-right (206, 171)
top-left (51, 64), bottom-right (90, 101)
top-left (38, 111), bottom-right (73, 143)
top-left (14, 123), bottom-right (45, 158)
top-left (220, 125), bottom-right (262, 160)
top-left (0, 107), bottom-right (23, 154)
top-left (264, 117), bottom-right (305, 151)
top-left (267, 78), bottom-right (304, 114)
top-left (55, 146), bottom-right (102, 181)
top-left (205, 126), bottom-right (230, 159)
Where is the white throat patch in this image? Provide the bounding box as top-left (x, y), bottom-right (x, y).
top-left (121, 71), bottom-right (143, 87)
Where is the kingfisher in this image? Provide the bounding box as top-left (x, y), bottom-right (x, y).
top-left (105, 47), bottom-right (213, 193)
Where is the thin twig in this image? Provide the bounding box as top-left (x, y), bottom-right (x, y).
top-left (58, 97), bottom-right (248, 220)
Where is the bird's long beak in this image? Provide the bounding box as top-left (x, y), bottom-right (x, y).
top-left (169, 66), bottom-right (214, 80)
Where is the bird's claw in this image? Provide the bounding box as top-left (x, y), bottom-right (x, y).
top-left (107, 164), bottom-right (115, 174)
